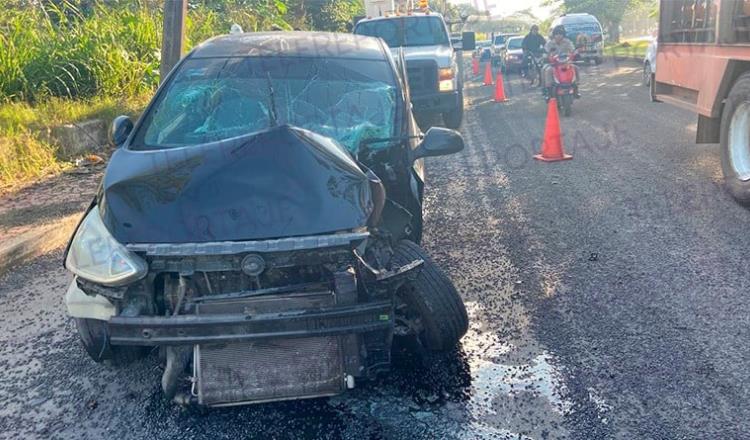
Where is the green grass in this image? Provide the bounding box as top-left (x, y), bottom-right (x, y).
top-left (604, 39), bottom-right (650, 60)
top-left (0, 1), bottom-right (294, 103)
top-left (0, 94), bottom-right (151, 191)
top-left (0, 132), bottom-right (63, 190)
top-left (0, 1), bottom-right (161, 189)
top-left (0, 0), bottom-right (295, 190)
top-left (0, 2), bottom-right (162, 102)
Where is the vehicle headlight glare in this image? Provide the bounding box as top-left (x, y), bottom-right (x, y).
top-left (65, 206), bottom-right (147, 286)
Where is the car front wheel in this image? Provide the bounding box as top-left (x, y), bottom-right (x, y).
top-left (76, 318), bottom-right (148, 365)
top-left (391, 240), bottom-right (468, 351)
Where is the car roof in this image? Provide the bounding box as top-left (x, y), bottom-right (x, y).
top-left (507, 36), bottom-right (524, 41)
top-left (190, 32), bottom-right (388, 60)
top-left (554, 14), bottom-right (600, 25)
top-left (357, 12), bottom-right (445, 24)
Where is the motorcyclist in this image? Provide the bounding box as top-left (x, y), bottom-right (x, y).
top-left (542, 25), bottom-right (580, 101)
top-left (521, 25), bottom-right (546, 77)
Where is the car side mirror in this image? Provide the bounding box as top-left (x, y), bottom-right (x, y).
top-left (462, 32), bottom-right (476, 51)
top-left (411, 127), bottom-right (464, 162)
top-left (110, 115), bottom-right (133, 147)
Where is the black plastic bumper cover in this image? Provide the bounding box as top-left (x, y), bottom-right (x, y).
top-left (108, 301), bottom-right (393, 346)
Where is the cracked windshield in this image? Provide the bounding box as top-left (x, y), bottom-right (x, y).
top-left (137, 56), bottom-right (397, 154)
top-left (2, 0), bottom-right (750, 439)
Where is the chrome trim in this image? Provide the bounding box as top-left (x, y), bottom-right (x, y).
top-left (126, 232), bottom-right (370, 257)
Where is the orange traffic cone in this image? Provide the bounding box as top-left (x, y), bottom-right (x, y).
top-left (534, 98), bottom-right (572, 162)
top-left (483, 62), bottom-right (493, 86)
top-left (494, 71), bottom-right (508, 102)
top-left (472, 57), bottom-right (479, 76)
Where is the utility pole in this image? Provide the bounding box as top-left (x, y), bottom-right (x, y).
top-left (160, 0), bottom-right (187, 83)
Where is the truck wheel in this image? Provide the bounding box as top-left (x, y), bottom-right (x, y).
top-left (75, 318), bottom-right (147, 365)
top-left (442, 95), bottom-right (464, 129)
top-left (720, 73), bottom-right (750, 205)
top-left (391, 240), bottom-right (468, 351)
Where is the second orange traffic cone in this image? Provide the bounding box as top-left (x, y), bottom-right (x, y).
top-left (472, 57), bottom-right (479, 76)
top-left (483, 62), bottom-right (493, 86)
top-left (494, 71), bottom-right (508, 102)
top-left (534, 98), bottom-right (572, 162)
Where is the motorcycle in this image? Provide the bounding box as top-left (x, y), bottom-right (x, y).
top-left (549, 51), bottom-right (578, 117)
top-left (524, 51), bottom-right (545, 87)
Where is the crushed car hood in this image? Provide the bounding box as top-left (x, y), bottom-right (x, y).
top-left (98, 125), bottom-right (373, 244)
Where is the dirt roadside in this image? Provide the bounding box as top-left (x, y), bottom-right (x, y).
top-left (0, 158), bottom-right (106, 273)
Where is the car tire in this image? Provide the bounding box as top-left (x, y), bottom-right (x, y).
top-left (649, 73), bottom-right (658, 102)
top-left (594, 57), bottom-right (603, 66)
top-left (75, 318), bottom-right (148, 365)
top-left (391, 240), bottom-right (468, 352)
top-left (442, 94), bottom-right (464, 129)
top-left (720, 73), bottom-right (750, 205)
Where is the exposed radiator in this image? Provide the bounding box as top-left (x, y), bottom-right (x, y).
top-left (195, 337), bottom-right (345, 406)
top-left (193, 292), bottom-right (346, 406)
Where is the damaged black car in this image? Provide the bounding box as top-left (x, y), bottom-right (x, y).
top-left (63, 32), bottom-right (468, 407)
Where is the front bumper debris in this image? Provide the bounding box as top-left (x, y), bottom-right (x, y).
top-left (107, 301), bottom-right (393, 346)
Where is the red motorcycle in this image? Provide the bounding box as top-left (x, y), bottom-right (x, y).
top-left (549, 51), bottom-right (578, 117)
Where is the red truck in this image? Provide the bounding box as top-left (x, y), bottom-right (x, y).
top-left (654, 0), bottom-right (750, 204)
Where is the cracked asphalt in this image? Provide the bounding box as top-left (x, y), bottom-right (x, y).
top-left (2, 60), bottom-right (750, 439)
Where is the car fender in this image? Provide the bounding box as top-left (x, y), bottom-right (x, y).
top-left (65, 280), bottom-right (116, 321)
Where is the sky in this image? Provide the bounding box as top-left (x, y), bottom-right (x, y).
top-left (448, 0), bottom-right (554, 19)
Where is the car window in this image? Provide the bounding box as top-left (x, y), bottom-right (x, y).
top-left (565, 22), bottom-right (602, 34)
top-left (494, 36), bottom-right (506, 45)
top-left (355, 16), bottom-right (449, 47)
top-left (133, 56), bottom-right (399, 154)
top-left (507, 38), bottom-right (523, 49)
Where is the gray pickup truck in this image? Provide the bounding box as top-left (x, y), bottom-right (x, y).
top-left (354, 13), bottom-right (475, 129)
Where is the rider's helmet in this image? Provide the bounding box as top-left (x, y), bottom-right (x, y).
top-left (552, 25), bottom-right (566, 38)
top-left (530, 24), bottom-right (539, 33)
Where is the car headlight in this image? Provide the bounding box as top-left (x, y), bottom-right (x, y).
top-left (65, 206), bottom-right (147, 287)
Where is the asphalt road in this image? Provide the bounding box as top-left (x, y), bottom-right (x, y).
top-left (2, 60), bottom-right (750, 440)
